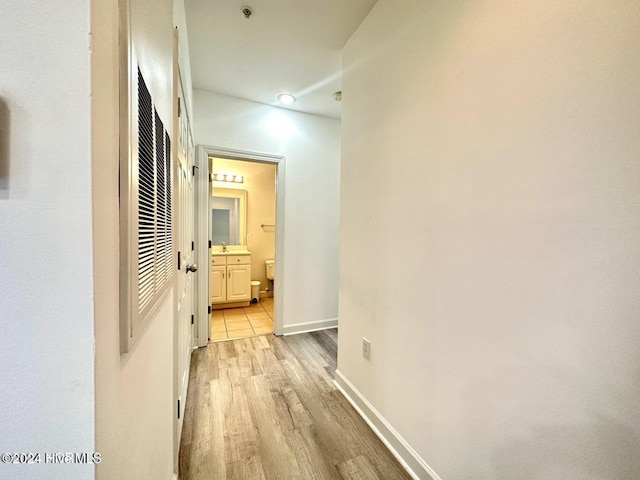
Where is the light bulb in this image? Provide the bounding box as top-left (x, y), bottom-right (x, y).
top-left (277, 93), bottom-right (296, 105)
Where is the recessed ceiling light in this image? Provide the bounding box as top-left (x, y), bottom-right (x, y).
top-left (277, 93), bottom-right (296, 105)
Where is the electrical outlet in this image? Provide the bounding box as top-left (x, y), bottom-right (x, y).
top-left (362, 338), bottom-right (371, 360)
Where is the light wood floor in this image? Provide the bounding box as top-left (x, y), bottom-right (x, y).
top-left (179, 330), bottom-right (412, 480)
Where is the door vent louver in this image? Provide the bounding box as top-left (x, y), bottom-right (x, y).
top-left (136, 66), bottom-right (173, 314)
top-left (137, 67), bottom-right (155, 311)
top-left (120, 34), bottom-right (176, 351)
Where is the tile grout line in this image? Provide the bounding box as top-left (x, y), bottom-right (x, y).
top-left (210, 301), bottom-right (274, 343)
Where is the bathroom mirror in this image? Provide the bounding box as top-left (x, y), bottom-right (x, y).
top-left (211, 187), bottom-right (247, 246)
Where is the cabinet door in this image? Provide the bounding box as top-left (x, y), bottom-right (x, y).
top-left (211, 265), bottom-right (227, 304)
top-left (227, 264), bottom-right (251, 302)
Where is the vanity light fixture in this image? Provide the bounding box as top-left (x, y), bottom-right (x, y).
top-left (211, 172), bottom-right (244, 184)
top-left (277, 93), bottom-right (296, 105)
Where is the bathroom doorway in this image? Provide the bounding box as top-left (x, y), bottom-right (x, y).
top-left (193, 145), bottom-right (285, 347)
top-left (209, 156), bottom-right (277, 342)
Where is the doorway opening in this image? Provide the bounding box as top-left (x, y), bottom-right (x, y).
top-left (194, 146), bottom-right (285, 347)
top-left (209, 156), bottom-right (276, 342)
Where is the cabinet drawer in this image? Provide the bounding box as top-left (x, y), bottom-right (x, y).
top-left (211, 255), bottom-right (227, 265)
top-left (226, 255), bottom-right (251, 265)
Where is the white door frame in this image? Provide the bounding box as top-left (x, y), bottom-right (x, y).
top-left (195, 145), bottom-right (286, 346)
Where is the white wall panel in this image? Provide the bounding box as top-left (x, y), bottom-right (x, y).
top-left (339, 1), bottom-right (640, 478)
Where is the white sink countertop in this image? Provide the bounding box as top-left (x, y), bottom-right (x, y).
top-left (212, 250), bottom-right (251, 256)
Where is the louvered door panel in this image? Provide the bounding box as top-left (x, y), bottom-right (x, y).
top-left (137, 68), bottom-right (156, 312)
top-left (122, 65), bottom-right (174, 351)
top-left (164, 133), bottom-right (173, 282)
top-left (155, 109), bottom-right (168, 287)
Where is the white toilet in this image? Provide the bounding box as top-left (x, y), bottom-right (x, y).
top-left (265, 259), bottom-right (275, 280)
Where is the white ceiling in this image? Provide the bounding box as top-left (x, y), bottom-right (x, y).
top-left (185, 0), bottom-right (378, 119)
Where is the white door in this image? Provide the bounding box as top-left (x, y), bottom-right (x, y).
top-left (176, 142), bottom-right (193, 420)
top-left (174, 43), bottom-right (195, 462)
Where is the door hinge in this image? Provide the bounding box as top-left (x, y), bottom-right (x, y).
top-left (191, 241), bottom-right (195, 251)
top-left (208, 305), bottom-right (212, 315)
top-left (177, 399), bottom-right (181, 419)
top-left (208, 240), bottom-right (212, 249)
top-left (178, 97), bottom-right (181, 118)
top-left (177, 251), bottom-right (181, 270)
top-left (191, 314), bottom-right (194, 325)
top-left (192, 165), bottom-right (199, 176)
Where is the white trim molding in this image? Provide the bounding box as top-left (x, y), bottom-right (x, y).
top-left (281, 318), bottom-right (338, 336)
top-left (334, 370), bottom-right (441, 480)
top-left (194, 145), bottom-right (210, 347)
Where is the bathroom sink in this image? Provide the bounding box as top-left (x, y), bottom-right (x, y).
top-left (212, 250), bottom-right (251, 255)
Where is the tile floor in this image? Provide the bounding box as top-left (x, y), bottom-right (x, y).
top-left (209, 296), bottom-right (274, 342)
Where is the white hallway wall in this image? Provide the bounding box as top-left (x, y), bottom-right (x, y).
top-left (0, 2), bottom-right (95, 479)
top-left (339, 1), bottom-right (640, 479)
top-left (194, 90), bottom-right (341, 331)
top-left (0, 1), bottom-right (191, 479)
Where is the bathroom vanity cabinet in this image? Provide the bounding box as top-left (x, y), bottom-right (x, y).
top-left (211, 253), bottom-right (252, 306)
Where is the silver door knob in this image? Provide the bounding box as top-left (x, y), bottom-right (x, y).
top-left (186, 264), bottom-right (198, 273)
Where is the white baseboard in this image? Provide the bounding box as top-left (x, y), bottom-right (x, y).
top-left (281, 317), bottom-right (338, 336)
top-left (171, 473), bottom-right (178, 480)
top-left (334, 370), bottom-right (441, 480)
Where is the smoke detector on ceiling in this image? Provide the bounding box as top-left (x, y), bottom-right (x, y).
top-left (242, 6), bottom-right (253, 18)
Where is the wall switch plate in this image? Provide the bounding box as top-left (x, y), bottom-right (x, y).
top-left (362, 338), bottom-right (371, 360)
top-left (246, 233), bottom-right (252, 242)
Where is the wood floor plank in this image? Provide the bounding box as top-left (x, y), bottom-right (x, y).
top-left (322, 390), bottom-right (410, 480)
top-left (242, 374), bottom-right (302, 480)
top-left (179, 329), bottom-right (412, 480)
top-left (282, 386), bottom-right (314, 430)
top-left (217, 340), bottom-right (237, 361)
top-left (287, 425), bottom-right (343, 480)
top-left (207, 379), bottom-right (228, 480)
top-left (309, 330), bottom-right (338, 374)
top-left (276, 356), bottom-right (362, 466)
top-left (261, 361), bottom-right (297, 433)
top-left (285, 336), bottom-right (336, 392)
top-left (219, 371), bottom-right (258, 464)
top-left (250, 334), bottom-right (271, 350)
top-left (226, 455), bottom-right (267, 480)
top-left (337, 455), bottom-right (382, 480)
top-left (189, 382), bottom-right (225, 480)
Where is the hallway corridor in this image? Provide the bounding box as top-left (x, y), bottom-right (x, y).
top-left (179, 330), bottom-right (411, 480)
